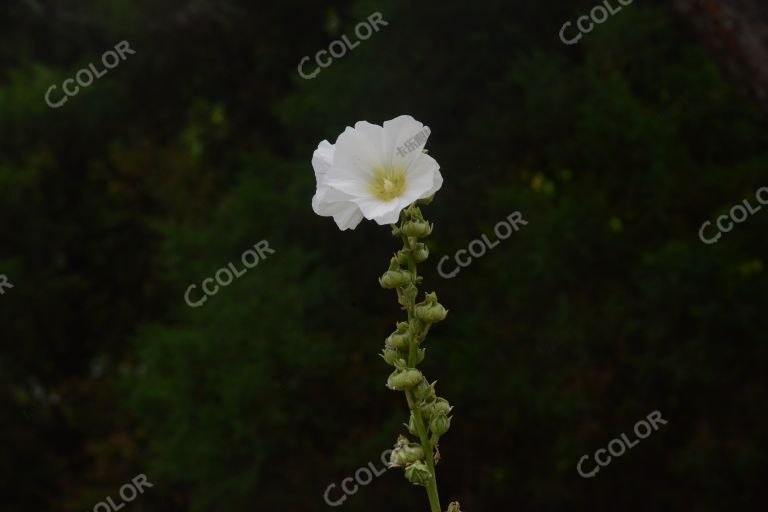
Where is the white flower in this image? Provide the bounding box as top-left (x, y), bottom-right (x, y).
top-left (311, 115), bottom-right (443, 230)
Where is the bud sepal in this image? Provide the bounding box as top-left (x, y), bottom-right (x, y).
top-left (386, 323), bottom-right (413, 350)
top-left (412, 243), bottom-right (429, 262)
top-left (414, 292), bottom-right (448, 324)
top-left (386, 367), bottom-right (424, 390)
top-left (389, 435), bottom-right (426, 468)
top-left (401, 220), bottom-right (433, 238)
top-left (404, 461), bottom-right (433, 486)
top-left (430, 411), bottom-right (452, 439)
top-left (380, 269), bottom-right (412, 289)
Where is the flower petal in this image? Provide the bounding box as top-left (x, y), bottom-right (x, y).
top-left (312, 140), bottom-right (335, 181)
top-left (425, 162), bottom-right (443, 197)
top-left (332, 202), bottom-right (365, 230)
top-left (354, 195), bottom-right (403, 225)
top-left (312, 185), bottom-right (355, 216)
top-left (333, 122), bottom-right (385, 177)
top-left (384, 115), bottom-right (430, 170)
top-left (398, 153), bottom-right (442, 205)
top-left (322, 175), bottom-right (371, 197)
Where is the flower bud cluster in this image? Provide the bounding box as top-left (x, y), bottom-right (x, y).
top-left (379, 204), bottom-right (454, 491)
top-left (405, 380), bottom-right (454, 442)
top-left (388, 436), bottom-right (432, 487)
top-left (380, 321), bottom-right (409, 368)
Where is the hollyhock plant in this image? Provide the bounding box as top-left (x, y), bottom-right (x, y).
top-left (311, 115), bottom-right (461, 512)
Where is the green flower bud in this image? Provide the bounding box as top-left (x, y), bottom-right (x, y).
top-left (414, 292), bottom-right (447, 323)
top-left (389, 449), bottom-right (408, 468)
top-left (389, 439), bottom-right (425, 468)
top-left (413, 380), bottom-right (437, 402)
top-left (386, 368), bottom-right (423, 390)
top-left (419, 396), bottom-right (451, 419)
top-left (412, 243), bottom-right (429, 262)
top-left (379, 269), bottom-right (412, 289)
top-left (380, 347), bottom-right (401, 366)
top-left (395, 250), bottom-right (410, 265)
top-left (386, 322), bottom-right (412, 350)
top-left (404, 461), bottom-right (432, 486)
top-left (419, 399), bottom-right (435, 419)
top-left (415, 303), bottom-right (448, 323)
top-left (405, 443), bottom-right (426, 461)
top-left (415, 347), bottom-right (426, 364)
top-left (447, 502), bottom-right (462, 512)
top-left (430, 411), bottom-right (452, 437)
top-left (433, 397), bottom-right (453, 415)
top-left (385, 330), bottom-right (412, 350)
top-left (401, 220), bottom-right (432, 238)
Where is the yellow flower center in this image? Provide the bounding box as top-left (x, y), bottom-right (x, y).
top-left (370, 167), bottom-right (407, 201)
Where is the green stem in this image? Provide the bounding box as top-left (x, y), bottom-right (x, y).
top-left (399, 210), bottom-right (441, 512)
top-left (405, 389), bottom-right (442, 512)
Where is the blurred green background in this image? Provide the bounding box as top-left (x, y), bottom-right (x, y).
top-left (1, 0), bottom-right (767, 510)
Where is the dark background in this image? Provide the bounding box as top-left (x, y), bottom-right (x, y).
top-left (1, 0), bottom-right (767, 510)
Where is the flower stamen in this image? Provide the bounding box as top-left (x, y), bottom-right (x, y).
top-left (371, 168), bottom-right (407, 201)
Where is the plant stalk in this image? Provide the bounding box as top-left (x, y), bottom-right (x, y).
top-left (399, 211), bottom-right (442, 512)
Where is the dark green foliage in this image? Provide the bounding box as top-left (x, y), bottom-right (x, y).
top-left (1, 0), bottom-right (766, 510)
